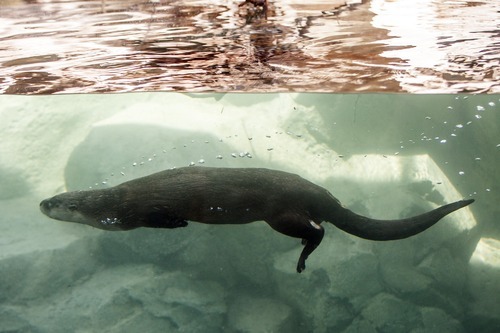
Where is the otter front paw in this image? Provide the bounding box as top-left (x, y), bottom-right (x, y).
top-left (166, 219), bottom-right (188, 228)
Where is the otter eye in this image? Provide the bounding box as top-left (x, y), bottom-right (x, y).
top-left (68, 204), bottom-right (78, 211)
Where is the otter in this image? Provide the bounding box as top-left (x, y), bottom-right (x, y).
top-left (40, 166), bottom-right (474, 272)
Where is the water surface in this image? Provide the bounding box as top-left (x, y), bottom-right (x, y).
top-left (1, 0), bottom-right (498, 93)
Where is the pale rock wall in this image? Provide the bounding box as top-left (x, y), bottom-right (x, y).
top-left (0, 93), bottom-right (496, 333)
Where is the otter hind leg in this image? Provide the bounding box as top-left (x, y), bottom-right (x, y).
top-left (265, 215), bottom-right (325, 273)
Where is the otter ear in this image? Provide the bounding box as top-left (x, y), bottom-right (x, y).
top-left (145, 211), bottom-right (188, 229)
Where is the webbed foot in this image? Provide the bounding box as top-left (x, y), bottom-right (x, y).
top-left (297, 256), bottom-right (306, 273)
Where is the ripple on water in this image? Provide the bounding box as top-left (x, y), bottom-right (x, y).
top-left (0, 0), bottom-right (498, 94)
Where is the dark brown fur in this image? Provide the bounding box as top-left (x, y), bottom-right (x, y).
top-left (40, 167), bottom-right (474, 272)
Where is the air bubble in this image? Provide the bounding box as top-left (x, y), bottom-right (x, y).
top-left (101, 217), bottom-right (120, 225)
top-left (476, 105), bottom-right (485, 111)
top-left (216, 155), bottom-right (223, 159)
top-left (459, 171), bottom-right (465, 175)
top-left (198, 159), bottom-right (205, 164)
top-left (189, 162), bottom-right (195, 166)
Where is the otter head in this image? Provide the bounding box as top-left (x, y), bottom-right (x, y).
top-left (40, 188), bottom-right (137, 231)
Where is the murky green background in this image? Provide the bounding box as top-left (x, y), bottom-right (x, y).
top-left (0, 92), bottom-right (498, 332)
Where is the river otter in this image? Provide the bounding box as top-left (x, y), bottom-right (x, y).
top-left (40, 166), bottom-right (474, 272)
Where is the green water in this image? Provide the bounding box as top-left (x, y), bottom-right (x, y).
top-left (0, 92), bottom-right (498, 332)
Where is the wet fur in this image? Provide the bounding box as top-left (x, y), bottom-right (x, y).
top-left (40, 167), bottom-right (474, 272)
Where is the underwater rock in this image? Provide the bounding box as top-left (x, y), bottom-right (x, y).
top-left (379, 264), bottom-right (433, 295)
top-left (103, 311), bottom-right (176, 333)
top-left (414, 307), bottom-right (465, 333)
top-left (95, 224), bottom-right (208, 267)
top-left (274, 231), bottom-right (381, 303)
top-left (322, 247), bottom-right (382, 308)
top-left (0, 198), bottom-right (98, 305)
top-left (417, 248), bottom-right (467, 294)
top-left (346, 303), bottom-right (465, 333)
top-left (179, 222), bottom-right (293, 285)
top-left (6, 264), bottom-right (227, 333)
top-left (63, 123), bottom-right (233, 190)
top-left (303, 292), bottom-right (355, 333)
top-left (272, 235), bottom-right (375, 331)
top-left (0, 166), bottom-right (30, 200)
top-left (0, 307), bottom-right (31, 333)
top-left (358, 293), bottom-right (422, 333)
top-left (342, 318), bottom-right (378, 333)
top-left (227, 295), bottom-right (296, 333)
top-left (127, 270), bottom-right (227, 333)
top-left (61, 94), bottom-right (320, 191)
top-left (467, 238), bottom-right (500, 328)
top-left (378, 247), bottom-right (468, 316)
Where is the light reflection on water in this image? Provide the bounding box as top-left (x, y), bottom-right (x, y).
top-left (0, 0), bottom-right (498, 94)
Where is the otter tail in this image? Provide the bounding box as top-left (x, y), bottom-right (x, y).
top-left (329, 199), bottom-right (474, 241)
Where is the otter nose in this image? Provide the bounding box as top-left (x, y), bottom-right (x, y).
top-left (39, 199), bottom-right (52, 214)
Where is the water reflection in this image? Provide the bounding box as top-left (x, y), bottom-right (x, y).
top-left (0, 0), bottom-right (498, 94)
